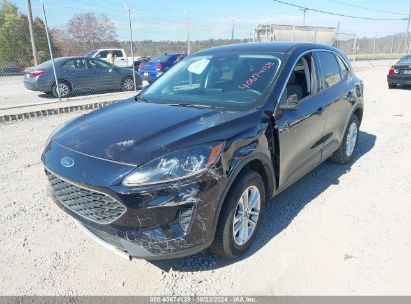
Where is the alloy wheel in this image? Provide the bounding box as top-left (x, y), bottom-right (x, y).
top-left (56, 83), bottom-right (69, 97)
top-left (346, 122), bottom-right (358, 157)
top-left (123, 78), bottom-right (134, 90)
top-left (232, 185), bottom-right (261, 246)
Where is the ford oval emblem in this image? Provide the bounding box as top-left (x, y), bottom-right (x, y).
top-left (60, 157), bottom-right (74, 168)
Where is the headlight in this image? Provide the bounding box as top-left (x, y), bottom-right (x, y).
top-left (122, 143), bottom-right (224, 187)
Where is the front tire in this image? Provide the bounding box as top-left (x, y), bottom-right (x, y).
top-left (330, 115), bottom-right (360, 164)
top-left (52, 81), bottom-right (71, 98)
top-left (122, 77), bottom-right (134, 91)
top-left (211, 169), bottom-right (265, 259)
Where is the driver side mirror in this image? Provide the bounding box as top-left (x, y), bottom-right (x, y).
top-left (279, 94), bottom-right (298, 111)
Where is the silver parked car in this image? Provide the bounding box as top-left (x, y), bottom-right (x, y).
top-left (24, 57), bottom-right (142, 98)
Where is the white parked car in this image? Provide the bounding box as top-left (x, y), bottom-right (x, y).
top-left (85, 49), bottom-right (147, 68)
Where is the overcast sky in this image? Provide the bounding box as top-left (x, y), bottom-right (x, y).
top-left (10, 0), bottom-right (411, 40)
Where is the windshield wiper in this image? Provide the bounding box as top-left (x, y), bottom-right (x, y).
top-left (170, 103), bottom-right (215, 109)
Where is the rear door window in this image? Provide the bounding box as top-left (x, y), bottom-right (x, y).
top-left (316, 51), bottom-right (342, 88)
top-left (87, 59), bottom-right (112, 69)
top-left (113, 50), bottom-right (123, 57)
top-left (63, 59), bottom-right (87, 69)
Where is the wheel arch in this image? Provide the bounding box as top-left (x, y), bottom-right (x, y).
top-left (210, 153), bottom-right (275, 242)
top-left (51, 79), bottom-right (72, 91)
top-left (353, 106), bottom-right (363, 126)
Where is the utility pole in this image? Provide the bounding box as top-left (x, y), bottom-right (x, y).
top-left (186, 12), bottom-right (191, 55)
top-left (335, 22), bottom-right (340, 48)
top-left (231, 19), bottom-right (235, 41)
top-left (26, 0), bottom-right (38, 66)
top-left (407, 0), bottom-right (411, 53)
top-left (300, 8), bottom-right (308, 27)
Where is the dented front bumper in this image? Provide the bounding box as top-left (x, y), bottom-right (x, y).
top-left (43, 140), bottom-right (227, 259)
top-left (47, 172), bottom-right (224, 259)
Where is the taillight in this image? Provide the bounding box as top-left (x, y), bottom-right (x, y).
top-left (31, 70), bottom-right (45, 77)
top-left (389, 67), bottom-right (398, 74)
top-left (156, 63), bottom-right (162, 71)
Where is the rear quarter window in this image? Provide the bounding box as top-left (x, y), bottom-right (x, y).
top-left (336, 55), bottom-right (350, 78)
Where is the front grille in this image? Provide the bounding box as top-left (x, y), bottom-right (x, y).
top-left (46, 170), bottom-right (126, 224)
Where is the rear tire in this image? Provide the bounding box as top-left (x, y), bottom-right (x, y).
top-left (329, 115), bottom-right (360, 164)
top-left (52, 81), bottom-right (71, 98)
top-left (388, 83), bottom-right (397, 89)
top-left (211, 169), bottom-right (265, 259)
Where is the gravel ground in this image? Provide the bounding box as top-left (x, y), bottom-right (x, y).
top-left (0, 66), bottom-right (410, 295)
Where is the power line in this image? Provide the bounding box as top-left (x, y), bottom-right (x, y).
top-left (272, 0), bottom-right (408, 21)
top-left (325, 0), bottom-right (407, 16)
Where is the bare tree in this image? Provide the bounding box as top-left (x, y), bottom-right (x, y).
top-left (66, 12), bottom-right (117, 52)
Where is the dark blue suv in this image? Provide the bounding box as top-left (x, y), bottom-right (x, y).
top-left (138, 53), bottom-right (186, 83)
top-left (42, 43), bottom-right (364, 260)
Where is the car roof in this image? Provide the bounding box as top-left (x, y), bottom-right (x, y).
top-left (194, 42), bottom-right (340, 56)
top-left (56, 56), bottom-right (95, 60)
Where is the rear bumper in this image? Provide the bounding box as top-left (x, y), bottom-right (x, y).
top-left (138, 71), bottom-right (159, 82)
top-left (387, 74), bottom-right (411, 85)
top-left (24, 80), bottom-right (44, 91)
top-left (24, 77), bottom-right (50, 92)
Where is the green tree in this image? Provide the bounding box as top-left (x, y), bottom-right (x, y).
top-left (0, 0), bottom-right (57, 68)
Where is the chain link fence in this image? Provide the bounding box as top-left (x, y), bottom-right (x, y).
top-left (0, 0), bottom-right (410, 107)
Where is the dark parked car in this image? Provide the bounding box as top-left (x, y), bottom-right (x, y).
top-left (138, 53), bottom-right (186, 83)
top-left (42, 42), bottom-right (364, 260)
top-left (24, 57), bottom-right (142, 98)
top-left (387, 55), bottom-right (411, 88)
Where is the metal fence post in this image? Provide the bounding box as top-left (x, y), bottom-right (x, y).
top-left (186, 12), bottom-right (191, 55)
top-left (124, 5), bottom-right (137, 93)
top-left (390, 35), bottom-right (395, 59)
top-left (40, 0), bottom-right (61, 101)
top-left (353, 35), bottom-right (357, 62)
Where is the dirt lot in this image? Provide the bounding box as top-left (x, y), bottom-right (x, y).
top-left (0, 66), bottom-right (410, 295)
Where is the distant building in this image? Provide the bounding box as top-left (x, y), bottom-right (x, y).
top-left (255, 24), bottom-right (337, 45)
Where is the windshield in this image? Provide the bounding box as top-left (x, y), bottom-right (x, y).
top-left (398, 55), bottom-right (411, 64)
top-left (85, 50), bottom-right (98, 58)
top-left (141, 53), bottom-right (282, 110)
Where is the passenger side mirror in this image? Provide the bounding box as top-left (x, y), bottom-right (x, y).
top-left (279, 94), bottom-right (299, 111)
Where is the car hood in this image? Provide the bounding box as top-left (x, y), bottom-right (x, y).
top-left (52, 98), bottom-right (262, 165)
